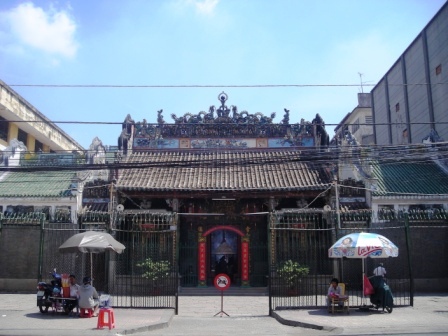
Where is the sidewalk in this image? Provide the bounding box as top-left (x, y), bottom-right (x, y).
top-left (273, 293), bottom-right (448, 335)
top-left (0, 294), bottom-right (173, 336)
top-left (0, 293), bottom-right (447, 335)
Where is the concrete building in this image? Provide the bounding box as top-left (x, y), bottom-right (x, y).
top-left (0, 79), bottom-right (85, 221)
top-left (0, 79), bottom-right (84, 152)
top-left (372, 2), bottom-right (448, 145)
top-left (333, 93), bottom-right (373, 146)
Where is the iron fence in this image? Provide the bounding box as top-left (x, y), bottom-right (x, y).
top-left (0, 211), bottom-right (179, 312)
top-left (110, 211), bottom-right (178, 312)
top-left (1, 208), bottom-right (447, 316)
top-left (268, 209), bottom-right (448, 313)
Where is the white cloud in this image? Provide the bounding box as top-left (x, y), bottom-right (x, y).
top-left (172, 0), bottom-right (219, 16)
top-left (194, 0), bottom-right (219, 15)
top-left (1, 2), bottom-right (78, 58)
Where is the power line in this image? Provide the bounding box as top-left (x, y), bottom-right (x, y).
top-left (6, 82), bottom-right (448, 88)
top-left (1, 146), bottom-right (447, 173)
top-left (2, 119), bottom-right (448, 127)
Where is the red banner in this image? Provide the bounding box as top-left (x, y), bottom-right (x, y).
top-left (241, 242), bottom-right (249, 281)
top-left (198, 242), bottom-right (206, 281)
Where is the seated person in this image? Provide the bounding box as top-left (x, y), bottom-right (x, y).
top-left (78, 276), bottom-right (99, 316)
top-left (67, 274), bottom-right (80, 313)
top-left (327, 277), bottom-right (344, 310)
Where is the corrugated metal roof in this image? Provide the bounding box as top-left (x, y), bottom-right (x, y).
top-left (372, 161), bottom-right (448, 196)
top-left (116, 150), bottom-right (332, 192)
top-left (0, 170), bottom-right (76, 198)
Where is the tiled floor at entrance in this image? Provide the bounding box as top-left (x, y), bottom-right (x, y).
top-left (178, 296), bottom-right (269, 317)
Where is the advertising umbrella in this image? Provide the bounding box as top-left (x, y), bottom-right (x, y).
top-left (328, 232), bottom-right (398, 303)
top-left (59, 231), bottom-right (126, 280)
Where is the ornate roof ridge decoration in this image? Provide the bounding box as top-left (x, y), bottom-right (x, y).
top-left (163, 92), bottom-right (287, 125)
top-left (117, 93), bottom-right (331, 150)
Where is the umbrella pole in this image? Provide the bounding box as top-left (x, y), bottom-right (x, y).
top-left (362, 259), bottom-right (365, 305)
top-left (91, 253), bottom-right (93, 286)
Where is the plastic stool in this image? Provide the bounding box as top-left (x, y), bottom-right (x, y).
top-left (97, 308), bottom-right (115, 330)
top-left (79, 308), bottom-right (93, 318)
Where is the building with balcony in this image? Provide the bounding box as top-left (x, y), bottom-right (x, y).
top-left (0, 79), bottom-right (84, 152)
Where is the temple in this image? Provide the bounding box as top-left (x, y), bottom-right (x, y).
top-left (114, 92), bottom-right (333, 288)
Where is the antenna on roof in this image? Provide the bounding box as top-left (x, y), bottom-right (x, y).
top-left (358, 72), bottom-right (364, 93)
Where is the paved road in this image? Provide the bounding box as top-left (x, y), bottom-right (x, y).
top-left (147, 294), bottom-right (448, 336)
top-left (151, 295), bottom-right (322, 335)
top-left (0, 293), bottom-right (447, 335)
top-left (145, 315), bottom-right (323, 336)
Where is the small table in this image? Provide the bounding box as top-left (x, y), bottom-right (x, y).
top-left (49, 297), bottom-right (78, 314)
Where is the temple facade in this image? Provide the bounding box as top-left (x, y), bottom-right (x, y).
top-left (113, 92), bottom-right (333, 288)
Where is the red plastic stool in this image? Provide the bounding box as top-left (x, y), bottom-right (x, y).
top-left (97, 308), bottom-right (115, 330)
top-left (79, 308), bottom-right (93, 318)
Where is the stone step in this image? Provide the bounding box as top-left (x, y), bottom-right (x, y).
top-left (179, 286), bottom-right (268, 296)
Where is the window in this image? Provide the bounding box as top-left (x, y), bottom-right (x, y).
top-left (351, 118), bottom-right (360, 134)
top-left (378, 205), bottom-right (394, 220)
top-left (0, 116), bottom-right (8, 142)
top-left (435, 64), bottom-right (442, 76)
top-left (18, 129), bottom-right (28, 144)
top-left (35, 206), bottom-right (51, 220)
top-left (54, 206), bottom-right (71, 223)
top-left (395, 103), bottom-right (400, 112)
top-left (35, 139), bottom-right (43, 152)
top-left (365, 116), bottom-right (373, 124)
top-left (5, 205), bottom-right (34, 216)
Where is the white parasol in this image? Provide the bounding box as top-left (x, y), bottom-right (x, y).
top-left (59, 231), bottom-right (125, 281)
top-left (328, 232), bottom-right (398, 304)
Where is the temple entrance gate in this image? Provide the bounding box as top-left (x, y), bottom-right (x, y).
top-left (178, 214), bottom-right (268, 288)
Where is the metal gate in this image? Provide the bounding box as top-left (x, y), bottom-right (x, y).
top-left (178, 225), bottom-right (198, 287)
top-left (111, 211), bottom-right (178, 311)
top-left (178, 218), bottom-right (269, 288)
top-left (268, 209), bottom-right (419, 314)
top-left (269, 210), bottom-right (333, 312)
top-left (36, 210), bottom-right (178, 312)
top-left (249, 223), bottom-right (269, 287)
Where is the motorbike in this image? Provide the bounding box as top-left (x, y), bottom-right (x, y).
top-left (37, 269), bottom-right (76, 314)
top-left (369, 275), bottom-right (394, 313)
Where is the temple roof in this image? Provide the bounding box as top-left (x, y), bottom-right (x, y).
top-left (115, 150), bottom-right (332, 192)
top-left (372, 160), bottom-right (448, 197)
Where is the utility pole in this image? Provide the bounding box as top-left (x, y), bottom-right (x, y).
top-left (333, 177), bottom-right (341, 279)
top-left (334, 179), bottom-right (341, 229)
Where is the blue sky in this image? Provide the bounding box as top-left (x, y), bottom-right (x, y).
top-left (0, 0), bottom-right (446, 149)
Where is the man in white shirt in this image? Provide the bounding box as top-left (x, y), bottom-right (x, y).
top-left (373, 263), bottom-right (386, 277)
top-left (327, 278), bottom-right (344, 311)
top-left (68, 274), bottom-right (80, 314)
top-left (69, 274), bottom-right (80, 298)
